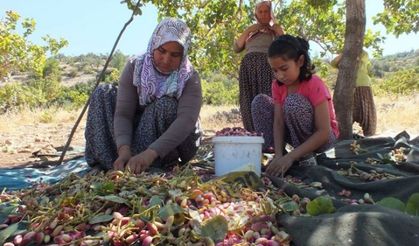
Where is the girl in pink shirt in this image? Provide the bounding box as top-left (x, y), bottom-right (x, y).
top-left (251, 34), bottom-right (339, 177)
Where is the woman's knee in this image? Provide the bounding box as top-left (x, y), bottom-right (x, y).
top-left (92, 84), bottom-right (113, 97)
top-left (252, 94), bottom-right (270, 105)
top-left (154, 96), bottom-right (178, 113)
top-left (251, 94), bottom-right (273, 112)
top-left (90, 84), bottom-right (117, 105)
top-left (284, 94), bottom-right (313, 117)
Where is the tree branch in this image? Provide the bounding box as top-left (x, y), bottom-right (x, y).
top-left (57, 0), bottom-right (142, 165)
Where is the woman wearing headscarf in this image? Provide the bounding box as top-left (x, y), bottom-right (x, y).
top-left (85, 18), bottom-right (202, 174)
top-left (234, 0), bottom-right (284, 132)
top-left (331, 50), bottom-right (377, 136)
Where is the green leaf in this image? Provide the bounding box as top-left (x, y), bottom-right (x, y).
top-left (307, 196), bottom-right (336, 216)
top-left (260, 197), bottom-right (278, 215)
top-left (89, 214), bottom-right (114, 225)
top-left (310, 182), bottom-right (323, 189)
top-left (0, 10), bottom-right (67, 80)
top-left (158, 203), bottom-right (184, 224)
top-left (97, 195), bottom-right (128, 205)
top-left (148, 195), bottom-right (164, 207)
top-left (168, 189), bottom-right (183, 199)
top-left (281, 201), bottom-right (299, 213)
top-left (200, 215), bottom-right (228, 243)
top-left (188, 209), bottom-right (202, 223)
top-left (405, 193), bottom-right (419, 216)
top-left (91, 181), bottom-right (115, 195)
top-left (377, 197), bottom-right (405, 212)
top-left (0, 222), bottom-right (19, 244)
top-left (11, 222), bottom-right (28, 237)
top-left (0, 205), bottom-right (18, 225)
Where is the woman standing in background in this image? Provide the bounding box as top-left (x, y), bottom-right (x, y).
top-left (331, 50), bottom-right (377, 136)
top-left (233, 0), bottom-right (284, 132)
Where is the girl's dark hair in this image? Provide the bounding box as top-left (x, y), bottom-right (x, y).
top-left (268, 34), bottom-right (315, 82)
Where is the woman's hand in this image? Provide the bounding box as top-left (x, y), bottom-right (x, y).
top-left (270, 23), bottom-right (284, 36)
top-left (125, 149), bottom-right (159, 174)
top-left (234, 24), bottom-right (263, 53)
top-left (246, 23), bottom-right (262, 34)
top-left (113, 145), bottom-right (131, 171)
top-left (266, 154), bottom-right (295, 177)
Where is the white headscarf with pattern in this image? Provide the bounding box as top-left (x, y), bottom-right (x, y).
top-left (247, 1), bottom-right (276, 42)
top-left (255, 0), bottom-right (275, 26)
top-left (133, 18), bottom-right (193, 106)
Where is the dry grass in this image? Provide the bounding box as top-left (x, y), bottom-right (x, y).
top-left (200, 94), bottom-right (419, 138)
top-left (0, 107), bottom-right (84, 133)
top-left (0, 95), bottom-right (417, 167)
top-left (374, 93), bottom-right (419, 137)
top-left (1, 51), bottom-right (414, 167)
top-left (0, 93), bottom-right (417, 141)
top-left (200, 105), bottom-right (242, 134)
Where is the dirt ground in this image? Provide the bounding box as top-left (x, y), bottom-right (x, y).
top-left (1, 95), bottom-right (418, 169)
top-left (0, 105), bottom-right (242, 169)
top-left (0, 121), bottom-right (86, 168)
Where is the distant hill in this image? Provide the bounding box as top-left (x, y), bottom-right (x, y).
top-left (371, 49), bottom-right (419, 78)
top-left (4, 51), bottom-right (128, 87)
top-left (5, 49), bottom-right (418, 88)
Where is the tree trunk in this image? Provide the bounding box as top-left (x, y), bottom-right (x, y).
top-left (333, 0), bottom-right (366, 139)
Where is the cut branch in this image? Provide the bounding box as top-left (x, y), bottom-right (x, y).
top-left (57, 1), bottom-right (142, 165)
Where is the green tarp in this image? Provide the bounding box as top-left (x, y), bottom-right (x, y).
top-left (270, 131), bottom-right (419, 246)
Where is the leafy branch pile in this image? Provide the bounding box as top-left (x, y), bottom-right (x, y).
top-left (0, 166), bottom-right (295, 246)
top-left (337, 163), bottom-right (400, 182)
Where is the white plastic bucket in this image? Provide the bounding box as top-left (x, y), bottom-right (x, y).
top-left (212, 136), bottom-right (264, 177)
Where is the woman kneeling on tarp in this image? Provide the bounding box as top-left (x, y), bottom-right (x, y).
top-left (84, 18), bottom-right (202, 174)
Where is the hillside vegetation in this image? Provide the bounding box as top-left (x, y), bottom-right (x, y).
top-left (0, 49), bottom-right (418, 113)
top-left (0, 50), bottom-right (418, 166)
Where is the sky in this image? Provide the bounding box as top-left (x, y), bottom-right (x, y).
top-left (1, 0), bottom-right (418, 57)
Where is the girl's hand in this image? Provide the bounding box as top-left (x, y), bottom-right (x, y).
top-left (113, 145), bottom-right (131, 170)
top-left (266, 154), bottom-right (295, 177)
top-left (270, 23), bottom-right (284, 36)
top-left (125, 149), bottom-right (158, 174)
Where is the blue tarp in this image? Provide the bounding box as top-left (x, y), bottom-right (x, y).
top-left (0, 158), bottom-right (91, 190)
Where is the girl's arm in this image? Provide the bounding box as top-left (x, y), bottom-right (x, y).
top-left (266, 103), bottom-right (288, 176)
top-left (287, 100), bottom-right (331, 161)
top-left (273, 104), bottom-right (285, 156)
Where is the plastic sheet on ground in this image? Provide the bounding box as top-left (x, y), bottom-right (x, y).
top-left (0, 158), bottom-right (91, 190)
top-left (269, 131), bottom-right (419, 246)
top-left (1, 132), bottom-right (418, 245)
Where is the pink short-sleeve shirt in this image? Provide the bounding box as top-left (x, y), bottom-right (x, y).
top-left (272, 75), bottom-right (339, 137)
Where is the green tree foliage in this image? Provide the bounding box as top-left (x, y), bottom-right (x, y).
top-left (121, 0), bottom-right (385, 77)
top-left (373, 0), bottom-right (419, 37)
top-left (42, 58), bottom-right (62, 81)
top-left (0, 11), bottom-right (68, 80)
top-left (28, 58), bottom-right (63, 103)
top-left (103, 68), bottom-right (121, 84)
top-left (375, 68), bottom-right (418, 94)
top-left (0, 83), bottom-right (46, 112)
top-left (0, 58), bottom-right (65, 112)
top-left (201, 73), bottom-right (239, 105)
top-left (58, 82), bottom-right (94, 108)
top-left (2, 1), bottom-right (417, 112)
top-left (110, 50), bottom-right (129, 73)
top-left (150, 0), bottom-right (252, 77)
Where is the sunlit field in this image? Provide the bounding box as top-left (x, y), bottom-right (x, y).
top-left (1, 94), bottom-right (418, 140)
